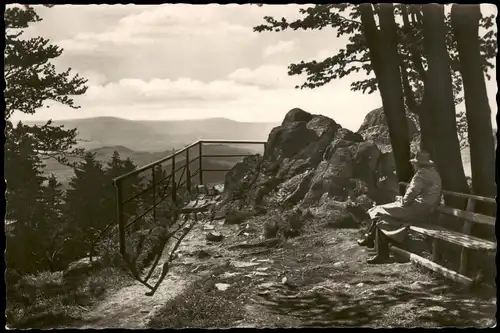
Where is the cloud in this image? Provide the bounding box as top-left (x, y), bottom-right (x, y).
top-left (227, 64), bottom-right (303, 89)
top-left (16, 4), bottom-right (497, 132)
top-left (56, 4), bottom-right (255, 51)
top-left (263, 40), bottom-right (295, 57)
top-left (81, 77), bottom-right (261, 107)
top-left (15, 63), bottom-right (385, 131)
top-left (80, 70), bottom-right (108, 86)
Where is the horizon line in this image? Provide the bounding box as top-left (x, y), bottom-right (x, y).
top-left (19, 116), bottom-right (281, 124)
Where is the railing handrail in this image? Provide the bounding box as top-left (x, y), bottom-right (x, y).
top-left (112, 139), bottom-right (266, 184)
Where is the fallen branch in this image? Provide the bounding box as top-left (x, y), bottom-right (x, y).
top-left (78, 305), bottom-right (89, 312)
top-left (238, 249), bottom-right (272, 258)
top-left (145, 219), bottom-right (198, 296)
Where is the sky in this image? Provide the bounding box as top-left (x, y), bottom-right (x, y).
top-left (11, 4), bottom-right (498, 132)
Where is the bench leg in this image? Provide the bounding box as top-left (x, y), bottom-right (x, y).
top-left (431, 238), bottom-right (440, 262)
top-left (460, 220), bottom-right (473, 276)
top-left (459, 248), bottom-right (468, 276)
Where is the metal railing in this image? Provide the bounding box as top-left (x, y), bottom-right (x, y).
top-left (112, 139), bottom-right (266, 261)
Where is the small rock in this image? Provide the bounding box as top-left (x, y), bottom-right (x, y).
top-left (281, 276), bottom-right (288, 284)
top-left (257, 259), bottom-right (273, 263)
top-left (214, 211), bottom-right (226, 220)
top-left (215, 283), bottom-right (231, 291)
top-left (197, 250), bottom-right (212, 259)
top-left (356, 283), bottom-right (364, 287)
top-left (333, 261), bottom-right (345, 268)
top-left (214, 184), bottom-right (224, 193)
top-left (220, 272), bottom-right (239, 279)
top-left (258, 282), bottom-right (278, 289)
top-left (197, 185), bottom-right (207, 195)
top-left (255, 272), bottom-right (269, 276)
top-left (206, 231), bottom-right (223, 242)
top-left (232, 261), bottom-right (261, 268)
top-left (203, 224), bottom-right (215, 231)
top-left (256, 267), bottom-right (269, 272)
top-left (305, 254), bottom-right (312, 258)
top-left (344, 284), bottom-right (351, 289)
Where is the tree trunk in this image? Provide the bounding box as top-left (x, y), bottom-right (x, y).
top-left (417, 93), bottom-right (435, 155)
top-left (400, 5), bottom-right (436, 156)
top-left (422, 4), bottom-right (470, 208)
top-left (450, 4), bottom-right (496, 215)
top-left (360, 3), bottom-right (413, 183)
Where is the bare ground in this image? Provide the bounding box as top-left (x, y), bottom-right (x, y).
top-left (73, 213), bottom-right (497, 329)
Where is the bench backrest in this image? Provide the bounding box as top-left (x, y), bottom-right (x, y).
top-left (399, 181), bottom-right (496, 229)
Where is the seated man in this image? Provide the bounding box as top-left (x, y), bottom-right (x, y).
top-left (357, 150), bottom-right (442, 264)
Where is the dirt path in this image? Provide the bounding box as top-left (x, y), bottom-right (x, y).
top-left (74, 214), bottom-right (496, 328)
top-left (78, 268), bottom-right (190, 329)
top-left (76, 219), bottom-right (236, 329)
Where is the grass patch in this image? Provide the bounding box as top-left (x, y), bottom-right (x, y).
top-left (6, 267), bottom-right (134, 329)
top-left (147, 267), bottom-right (247, 328)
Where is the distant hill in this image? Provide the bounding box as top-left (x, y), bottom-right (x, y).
top-left (25, 117), bottom-right (278, 152)
top-left (42, 143), bottom-right (262, 190)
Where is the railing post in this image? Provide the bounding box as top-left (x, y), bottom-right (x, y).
top-left (172, 153), bottom-right (177, 204)
top-left (186, 147), bottom-right (191, 194)
top-left (114, 179), bottom-right (126, 257)
top-left (199, 142), bottom-right (203, 186)
top-left (152, 166), bottom-right (156, 223)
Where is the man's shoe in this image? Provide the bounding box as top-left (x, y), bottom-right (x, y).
top-left (357, 237), bottom-right (374, 247)
top-left (366, 254), bottom-right (389, 264)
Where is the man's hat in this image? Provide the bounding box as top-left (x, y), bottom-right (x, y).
top-left (410, 150), bottom-right (436, 166)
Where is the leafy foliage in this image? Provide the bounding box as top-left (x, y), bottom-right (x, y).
top-left (253, 4), bottom-right (496, 109)
top-left (4, 5), bottom-right (88, 167)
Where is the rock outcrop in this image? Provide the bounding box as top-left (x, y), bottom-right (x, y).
top-left (356, 107), bottom-right (420, 203)
top-left (356, 107), bottom-right (419, 154)
top-left (221, 108), bottom-right (402, 226)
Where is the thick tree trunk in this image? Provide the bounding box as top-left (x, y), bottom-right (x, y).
top-left (417, 93), bottom-right (435, 155)
top-left (422, 4), bottom-right (470, 208)
top-left (451, 4), bottom-right (496, 215)
top-left (400, 5), bottom-right (436, 156)
top-left (360, 3), bottom-right (413, 183)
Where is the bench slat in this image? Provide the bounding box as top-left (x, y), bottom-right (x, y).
top-left (436, 206), bottom-right (496, 226)
top-left (398, 182), bottom-right (496, 204)
top-left (390, 245), bottom-right (473, 286)
top-left (409, 224), bottom-right (496, 251)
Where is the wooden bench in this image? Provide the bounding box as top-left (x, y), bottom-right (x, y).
top-left (389, 182), bottom-right (496, 287)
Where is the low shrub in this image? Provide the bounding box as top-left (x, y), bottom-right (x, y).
top-left (6, 266), bottom-right (133, 329)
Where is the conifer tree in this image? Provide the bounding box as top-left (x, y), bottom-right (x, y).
top-left (65, 152), bottom-right (110, 260)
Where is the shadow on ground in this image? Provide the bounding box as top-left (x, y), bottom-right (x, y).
top-left (257, 279), bottom-right (496, 328)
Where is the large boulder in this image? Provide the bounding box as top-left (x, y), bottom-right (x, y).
top-left (221, 108), bottom-right (390, 215)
